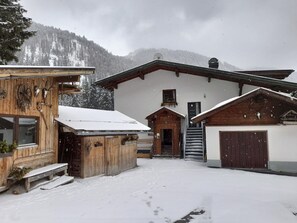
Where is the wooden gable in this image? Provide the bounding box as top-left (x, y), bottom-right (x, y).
top-left (192, 88), bottom-right (297, 126)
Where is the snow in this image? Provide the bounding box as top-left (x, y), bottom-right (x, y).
top-left (147, 106), bottom-right (186, 118)
top-left (1, 159), bottom-right (297, 223)
top-left (56, 106), bottom-right (150, 133)
top-left (23, 163), bottom-right (67, 178)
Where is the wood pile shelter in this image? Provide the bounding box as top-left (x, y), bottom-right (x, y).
top-left (192, 88), bottom-right (297, 173)
top-left (0, 66), bottom-right (95, 188)
top-left (56, 106), bottom-right (150, 177)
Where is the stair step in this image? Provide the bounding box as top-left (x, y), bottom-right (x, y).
top-left (184, 155), bottom-right (204, 160)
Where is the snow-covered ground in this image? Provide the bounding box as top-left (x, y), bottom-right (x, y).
top-left (1, 159), bottom-right (297, 223)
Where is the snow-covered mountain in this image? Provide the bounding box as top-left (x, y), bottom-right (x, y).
top-left (14, 23), bottom-right (239, 80)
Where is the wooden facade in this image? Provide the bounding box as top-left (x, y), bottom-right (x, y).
top-left (147, 107), bottom-right (184, 157)
top-left (0, 67), bottom-right (94, 187)
top-left (0, 77), bottom-right (58, 186)
top-left (59, 132), bottom-right (138, 177)
top-left (204, 94), bottom-right (297, 126)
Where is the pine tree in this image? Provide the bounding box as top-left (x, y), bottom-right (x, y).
top-left (0, 0), bottom-right (35, 64)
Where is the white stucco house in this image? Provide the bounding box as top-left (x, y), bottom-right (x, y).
top-left (95, 59), bottom-right (297, 160)
top-left (192, 88), bottom-right (297, 173)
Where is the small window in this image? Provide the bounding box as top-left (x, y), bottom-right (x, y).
top-left (162, 89), bottom-right (177, 106)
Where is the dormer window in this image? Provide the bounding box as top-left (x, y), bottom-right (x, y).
top-left (162, 89), bottom-right (177, 106)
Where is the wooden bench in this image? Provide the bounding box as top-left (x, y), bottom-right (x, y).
top-left (23, 163), bottom-right (68, 192)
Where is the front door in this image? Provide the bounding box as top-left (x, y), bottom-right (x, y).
top-left (188, 102), bottom-right (201, 127)
top-left (161, 129), bottom-right (173, 156)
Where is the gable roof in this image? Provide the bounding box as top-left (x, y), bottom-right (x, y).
top-left (146, 107), bottom-right (185, 120)
top-left (95, 60), bottom-right (296, 93)
top-left (191, 88), bottom-right (297, 123)
top-left (56, 106), bottom-right (150, 135)
top-left (235, 69), bottom-right (293, 80)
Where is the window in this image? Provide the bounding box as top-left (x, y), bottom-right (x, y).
top-left (162, 89), bottom-right (177, 106)
top-left (18, 118), bottom-right (37, 145)
top-left (0, 116), bottom-right (38, 147)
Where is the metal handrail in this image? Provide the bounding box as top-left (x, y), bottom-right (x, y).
top-left (183, 115), bottom-right (188, 159)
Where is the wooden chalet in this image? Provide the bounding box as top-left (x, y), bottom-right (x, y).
top-left (0, 66), bottom-right (95, 188)
top-left (95, 59), bottom-right (297, 160)
top-left (56, 106), bottom-right (150, 177)
top-left (192, 88), bottom-right (297, 173)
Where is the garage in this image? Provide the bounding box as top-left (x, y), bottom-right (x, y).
top-left (191, 88), bottom-right (297, 173)
top-left (220, 131), bottom-right (268, 168)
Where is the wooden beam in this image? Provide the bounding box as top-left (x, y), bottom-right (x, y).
top-left (239, 83), bottom-right (244, 96)
top-left (55, 76), bottom-right (80, 83)
top-left (175, 70), bottom-right (180, 77)
top-left (137, 71), bottom-right (145, 80)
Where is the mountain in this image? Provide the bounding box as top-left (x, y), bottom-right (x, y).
top-left (12, 23), bottom-right (241, 109)
top-left (127, 48), bottom-right (239, 71)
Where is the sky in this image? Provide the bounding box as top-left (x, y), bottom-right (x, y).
top-left (20, 0), bottom-right (297, 71)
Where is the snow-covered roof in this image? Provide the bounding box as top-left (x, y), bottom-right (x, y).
top-left (56, 106), bottom-right (150, 135)
top-left (146, 106), bottom-right (185, 119)
top-left (192, 87), bottom-right (297, 123)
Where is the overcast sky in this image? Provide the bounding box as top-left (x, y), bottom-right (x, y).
top-left (20, 0), bottom-right (297, 71)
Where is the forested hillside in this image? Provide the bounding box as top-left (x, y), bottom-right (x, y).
top-left (12, 23), bottom-right (240, 109)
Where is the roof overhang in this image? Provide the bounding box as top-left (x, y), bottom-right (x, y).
top-left (0, 66), bottom-right (95, 80)
top-left (236, 69), bottom-right (294, 80)
top-left (59, 123), bottom-right (150, 136)
top-left (95, 60), bottom-right (297, 93)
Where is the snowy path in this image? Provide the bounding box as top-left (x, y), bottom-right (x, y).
top-left (1, 159), bottom-right (297, 223)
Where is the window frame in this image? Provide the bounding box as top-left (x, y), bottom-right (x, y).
top-left (162, 89), bottom-right (177, 106)
top-left (0, 115), bottom-right (39, 148)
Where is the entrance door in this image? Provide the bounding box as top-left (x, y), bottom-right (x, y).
top-left (161, 129), bottom-right (172, 155)
top-left (188, 102), bottom-right (201, 127)
top-left (105, 136), bottom-right (120, 176)
top-left (58, 132), bottom-right (81, 177)
top-left (220, 131), bottom-right (268, 168)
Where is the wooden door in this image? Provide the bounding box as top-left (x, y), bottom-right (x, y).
top-left (105, 136), bottom-right (120, 176)
top-left (188, 102), bottom-right (201, 127)
top-left (220, 131), bottom-right (268, 168)
top-left (58, 132), bottom-right (82, 177)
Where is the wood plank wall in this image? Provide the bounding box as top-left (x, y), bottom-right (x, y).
top-left (0, 77), bottom-right (59, 186)
top-left (81, 135), bottom-right (137, 178)
top-left (207, 96), bottom-right (297, 126)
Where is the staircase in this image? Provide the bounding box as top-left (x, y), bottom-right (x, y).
top-left (184, 127), bottom-right (204, 161)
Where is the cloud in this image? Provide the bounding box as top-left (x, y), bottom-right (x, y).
top-left (20, 0), bottom-right (297, 71)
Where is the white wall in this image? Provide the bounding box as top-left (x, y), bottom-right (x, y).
top-left (206, 125), bottom-right (297, 163)
top-left (114, 70), bottom-right (256, 127)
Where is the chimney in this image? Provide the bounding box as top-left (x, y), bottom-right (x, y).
top-left (208, 58), bottom-right (219, 69)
